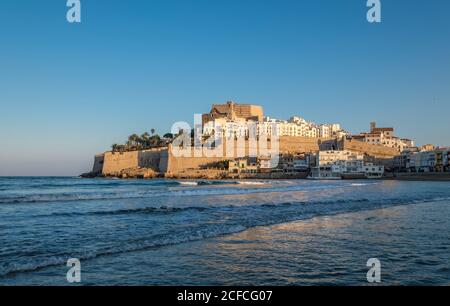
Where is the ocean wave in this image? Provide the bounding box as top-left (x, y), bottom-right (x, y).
top-left (351, 183), bottom-right (370, 186)
top-left (2, 193), bottom-right (450, 278)
top-left (0, 180), bottom-right (429, 206)
top-left (237, 181), bottom-right (268, 186)
top-left (0, 181), bottom-right (343, 204)
top-left (0, 180), bottom-right (184, 190)
top-left (0, 224), bottom-right (248, 277)
top-left (27, 195), bottom-right (450, 220)
top-left (42, 205), bottom-right (208, 218)
top-left (179, 181), bottom-right (199, 186)
top-left (0, 192), bottom-right (145, 204)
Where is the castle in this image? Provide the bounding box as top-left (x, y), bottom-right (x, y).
top-left (88, 102), bottom-right (404, 178)
top-left (201, 101), bottom-right (264, 126)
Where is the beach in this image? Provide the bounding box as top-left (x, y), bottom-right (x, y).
top-left (0, 177), bottom-right (449, 285)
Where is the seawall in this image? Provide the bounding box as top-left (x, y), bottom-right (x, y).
top-left (102, 148), bottom-right (167, 175)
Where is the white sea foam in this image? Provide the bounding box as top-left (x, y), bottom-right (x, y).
top-left (0, 182), bottom-right (370, 204)
top-left (237, 181), bottom-right (267, 186)
top-left (0, 224), bottom-right (248, 277)
top-left (179, 181), bottom-right (199, 186)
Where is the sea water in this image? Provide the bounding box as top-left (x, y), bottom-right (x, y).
top-left (0, 177), bottom-right (449, 285)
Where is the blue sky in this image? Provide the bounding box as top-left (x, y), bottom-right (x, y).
top-left (0, 0), bottom-right (449, 176)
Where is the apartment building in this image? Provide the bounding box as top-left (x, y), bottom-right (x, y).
top-left (310, 150), bottom-right (384, 179)
top-left (228, 158), bottom-right (258, 174)
top-left (404, 149), bottom-right (450, 172)
top-left (277, 153), bottom-right (311, 172)
top-left (203, 117), bottom-right (251, 139)
top-left (203, 111), bottom-right (347, 139)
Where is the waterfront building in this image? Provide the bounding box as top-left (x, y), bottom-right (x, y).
top-left (408, 151), bottom-right (437, 172)
top-left (393, 153), bottom-right (409, 172)
top-left (228, 158), bottom-right (258, 174)
top-left (277, 153), bottom-right (310, 173)
top-left (293, 154), bottom-right (311, 171)
top-left (444, 150), bottom-right (450, 172)
top-left (258, 156), bottom-right (274, 173)
top-left (310, 150), bottom-right (384, 179)
top-left (405, 149), bottom-right (450, 173)
top-left (363, 163), bottom-right (385, 179)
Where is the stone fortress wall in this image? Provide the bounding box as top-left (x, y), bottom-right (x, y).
top-left (101, 148), bottom-right (167, 175)
top-left (92, 154), bottom-right (105, 174)
top-left (95, 136), bottom-right (399, 176)
top-left (339, 139), bottom-right (399, 159)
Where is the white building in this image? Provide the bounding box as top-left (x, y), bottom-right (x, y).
top-left (203, 115), bottom-right (347, 139)
top-left (406, 149), bottom-right (450, 172)
top-left (363, 163), bottom-right (385, 179)
top-left (318, 123), bottom-right (342, 138)
top-left (203, 118), bottom-right (254, 139)
top-left (310, 150), bottom-right (384, 179)
top-left (357, 122), bottom-right (414, 152)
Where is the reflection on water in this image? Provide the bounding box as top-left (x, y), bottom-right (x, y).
top-left (0, 177), bottom-right (449, 285)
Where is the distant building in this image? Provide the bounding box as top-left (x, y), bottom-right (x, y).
top-left (408, 151), bottom-right (437, 172)
top-left (202, 102), bottom-right (347, 139)
top-left (258, 156), bottom-right (275, 173)
top-left (258, 117), bottom-right (322, 138)
top-left (277, 153), bottom-right (310, 173)
top-left (403, 148), bottom-right (450, 173)
top-left (420, 144), bottom-right (435, 152)
top-left (393, 153), bottom-right (408, 172)
top-left (203, 117), bottom-right (251, 139)
top-left (310, 150), bottom-right (384, 179)
top-left (353, 122), bottom-right (414, 152)
top-left (228, 158), bottom-right (258, 174)
top-left (202, 101), bottom-right (264, 126)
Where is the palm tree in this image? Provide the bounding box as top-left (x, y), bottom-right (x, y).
top-left (127, 134), bottom-right (140, 150)
top-left (150, 134), bottom-right (162, 147)
top-left (151, 128), bottom-right (156, 135)
top-left (141, 132), bottom-right (150, 148)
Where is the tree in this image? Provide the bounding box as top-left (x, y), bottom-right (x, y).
top-left (127, 134), bottom-right (140, 150)
top-left (111, 129), bottom-right (172, 153)
top-left (149, 135), bottom-right (162, 147)
top-left (141, 132), bottom-right (150, 148)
